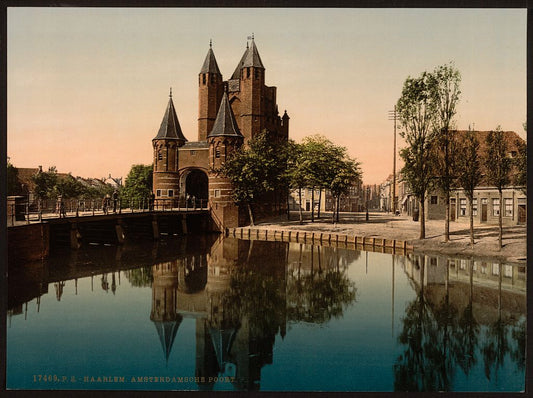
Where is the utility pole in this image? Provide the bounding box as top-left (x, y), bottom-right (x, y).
top-left (388, 106), bottom-right (398, 214)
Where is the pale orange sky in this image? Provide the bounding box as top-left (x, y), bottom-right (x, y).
top-left (7, 8), bottom-right (526, 184)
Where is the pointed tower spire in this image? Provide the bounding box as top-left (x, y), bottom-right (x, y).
top-left (153, 94), bottom-right (187, 142)
top-left (242, 37), bottom-right (264, 69)
top-left (208, 90), bottom-right (242, 138)
top-left (200, 42), bottom-right (221, 75)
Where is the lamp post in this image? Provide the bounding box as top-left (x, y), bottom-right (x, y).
top-left (366, 187), bottom-right (370, 221)
top-left (388, 106), bottom-right (398, 214)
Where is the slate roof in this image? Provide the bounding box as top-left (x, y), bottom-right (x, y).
top-left (230, 39), bottom-right (264, 80)
top-left (200, 45), bottom-right (221, 75)
top-left (153, 93), bottom-right (187, 142)
top-left (207, 92), bottom-right (243, 138)
top-left (242, 39), bottom-right (264, 69)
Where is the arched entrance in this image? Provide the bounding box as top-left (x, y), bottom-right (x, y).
top-left (184, 169), bottom-right (208, 201)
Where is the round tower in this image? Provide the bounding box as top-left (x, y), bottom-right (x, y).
top-left (152, 89), bottom-right (187, 206)
top-left (198, 40), bottom-right (224, 142)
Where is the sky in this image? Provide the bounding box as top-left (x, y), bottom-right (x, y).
top-left (7, 8), bottom-right (526, 184)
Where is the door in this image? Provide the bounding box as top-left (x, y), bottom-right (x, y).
top-left (450, 204), bottom-right (456, 221)
top-left (481, 204), bottom-right (488, 222)
top-left (518, 204), bottom-right (526, 224)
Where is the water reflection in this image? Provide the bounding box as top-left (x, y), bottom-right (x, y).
top-left (394, 254), bottom-right (526, 391)
top-left (6, 236), bottom-right (525, 391)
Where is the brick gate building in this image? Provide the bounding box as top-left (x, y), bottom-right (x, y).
top-left (152, 37), bottom-right (290, 228)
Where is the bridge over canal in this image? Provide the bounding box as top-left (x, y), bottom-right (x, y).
top-left (7, 203), bottom-right (217, 263)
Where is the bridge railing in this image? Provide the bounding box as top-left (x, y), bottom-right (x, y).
top-left (8, 197), bottom-right (209, 226)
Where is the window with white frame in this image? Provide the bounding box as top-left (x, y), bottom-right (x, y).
top-left (472, 198), bottom-right (478, 216)
top-left (492, 263), bottom-right (500, 276)
top-left (460, 198), bottom-right (467, 216)
top-left (492, 198), bottom-right (500, 216)
top-left (156, 189), bottom-right (162, 197)
top-left (168, 189), bottom-right (174, 197)
top-left (504, 198), bottom-right (513, 217)
top-left (214, 189), bottom-right (221, 198)
top-left (504, 265), bottom-right (513, 278)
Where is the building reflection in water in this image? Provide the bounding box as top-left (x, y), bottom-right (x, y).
top-left (6, 235), bottom-right (525, 392)
top-left (393, 254), bottom-right (526, 392)
top-left (146, 236), bottom-right (360, 390)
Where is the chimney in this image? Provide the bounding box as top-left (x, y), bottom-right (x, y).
top-left (38, 165), bottom-right (42, 172)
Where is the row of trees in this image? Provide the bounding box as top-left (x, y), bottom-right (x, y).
top-left (7, 161), bottom-right (154, 209)
top-left (220, 131), bottom-right (362, 225)
top-left (397, 63), bottom-right (526, 247)
top-left (7, 163), bottom-right (117, 201)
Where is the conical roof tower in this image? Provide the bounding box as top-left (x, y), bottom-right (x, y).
top-left (153, 88), bottom-right (187, 143)
top-left (208, 91), bottom-right (243, 138)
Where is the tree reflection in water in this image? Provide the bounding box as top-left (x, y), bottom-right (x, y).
top-left (285, 244), bottom-right (357, 324)
top-left (394, 257), bottom-right (525, 392)
top-left (195, 239), bottom-right (358, 390)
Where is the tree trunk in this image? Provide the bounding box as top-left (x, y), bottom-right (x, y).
top-left (331, 194), bottom-right (336, 224)
top-left (247, 202), bottom-right (255, 226)
top-left (444, 191), bottom-right (450, 242)
top-left (286, 190), bottom-right (290, 221)
top-left (336, 195), bottom-right (341, 222)
top-left (469, 196), bottom-right (474, 247)
top-left (317, 188), bottom-right (322, 219)
top-left (419, 197), bottom-right (426, 239)
top-left (498, 190), bottom-right (503, 249)
top-left (298, 188), bottom-right (303, 224)
top-left (311, 188), bottom-right (315, 222)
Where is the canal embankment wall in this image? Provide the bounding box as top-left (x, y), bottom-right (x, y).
top-left (225, 227), bottom-right (413, 255)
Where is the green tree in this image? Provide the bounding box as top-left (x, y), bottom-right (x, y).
top-left (285, 140), bottom-right (307, 223)
top-left (328, 157), bottom-right (361, 223)
top-left (222, 130), bottom-right (286, 226)
top-left (428, 63), bottom-right (461, 242)
top-left (7, 159), bottom-right (23, 196)
top-left (53, 174), bottom-right (86, 199)
top-left (397, 72), bottom-right (438, 239)
top-left (31, 167), bottom-right (59, 199)
top-left (301, 135), bottom-right (344, 222)
top-left (514, 138), bottom-right (526, 196)
top-left (484, 128), bottom-right (511, 249)
top-left (121, 164), bottom-right (153, 207)
top-left (456, 129), bottom-right (482, 246)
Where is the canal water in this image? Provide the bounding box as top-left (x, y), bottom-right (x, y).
top-left (6, 234), bottom-right (526, 392)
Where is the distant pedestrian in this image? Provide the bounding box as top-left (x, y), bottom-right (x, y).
top-left (102, 194), bottom-right (110, 214)
top-left (192, 195), bottom-right (196, 209)
top-left (58, 195), bottom-right (66, 218)
top-left (112, 190), bottom-right (118, 213)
